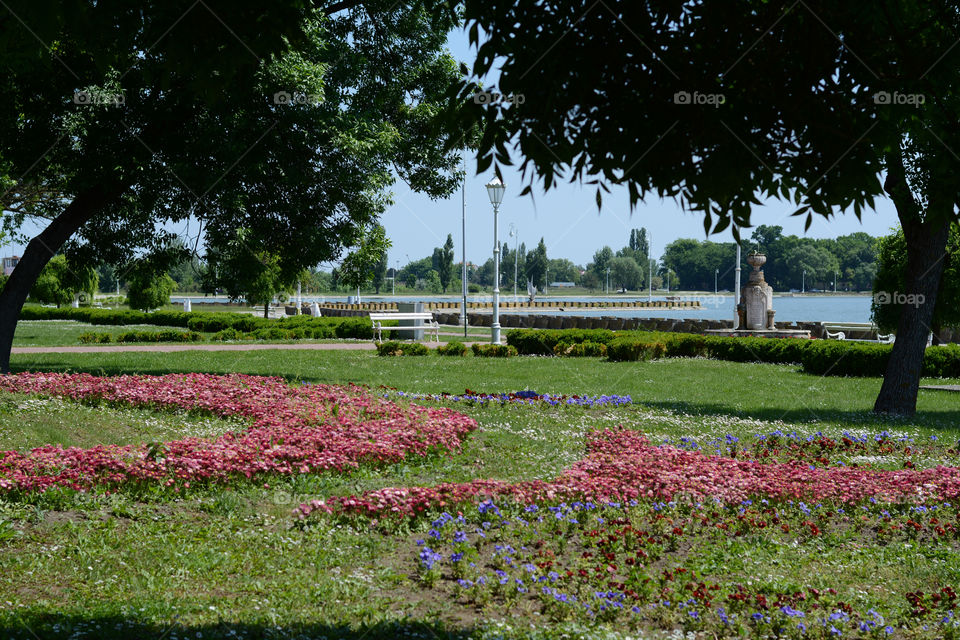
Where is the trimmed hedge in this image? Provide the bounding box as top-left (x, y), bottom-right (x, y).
top-left (506, 327), bottom-right (960, 378)
top-left (800, 341), bottom-right (960, 378)
top-left (116, 330), bottom-right (204, 343)
top-left (606, 338), bottom-right (667, 362)
top-left (472, 344), bottom-right (518, 358)
top-left (20, 306), bottom-right (379, 340)
top-left (506, 329), bottom-right (615, 355)
top-left (554, 341), bottom-right (608, 357)
top-left (436, 341), bottom-right (467, 356)
top-left (377, 341), bottom-right (429, 356)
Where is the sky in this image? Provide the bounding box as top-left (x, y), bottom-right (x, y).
top-left (4, 27), bottom-right (901, 273)
top-left (380, 28), bottom-right (900, 270)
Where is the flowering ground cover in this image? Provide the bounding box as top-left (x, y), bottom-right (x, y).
top-left (2, 352), bottom-right (960, 640)
top-left (297, 423), bottom-right (960, 637)
top-left (0, 372), bottom-right (476, 494)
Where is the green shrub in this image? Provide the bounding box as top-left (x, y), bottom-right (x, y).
top-left (436, 341), bottom-right (467, 356)
top-left (924, 344), bottom-right (960, 378)
top-left (606, 338), bottom-right (667, 362)
top-left (212, 328), bottom-right (245, 341)
top-left (116, 330), bottom-right (204, 343)
top-left (471, 343), bottom-right (518, 357)
top-left (554, 341), bottom-right (608, 357)
top-left (703, 335), bottom-right (811, 364)
top-left (507, 328), bottom-right (615, 355)
top-left (800, 341), bottom-right (889, 376)
top-left (77, 331), bottom-right (112, 344)
top-left (376, 341), bottom-right (429, 356)
top-left (334, 317), bottom-right (375, 340)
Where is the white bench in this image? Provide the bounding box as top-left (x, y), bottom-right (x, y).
top-left (369, 312), bottom-right (439, 343)
top-left (251, 305), bottom-right (282, 319)
top-left (823, 322), bottom-right (894, 343)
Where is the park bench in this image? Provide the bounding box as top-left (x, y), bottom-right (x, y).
top-left (251, 305), bottom-right (283, 319)
top-left (369, 311), bottom-right (439, 344)
top-left (822, 322), bottom-right (895, 343)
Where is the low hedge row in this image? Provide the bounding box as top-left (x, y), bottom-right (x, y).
top-left (506, 328), bottom-right (960, 377)
top-left (436, 341), bottom-right (467, 356)
top-left (22, 306), bottom-right (380, 340)
top-left (800, 341), bottom-right (960, 378)
top-left (77, 330), bottom-right (204, 344)
top-left (377, 341), bottom-right (430, 356)
top-left (472, 344), bottom-right (518, 358)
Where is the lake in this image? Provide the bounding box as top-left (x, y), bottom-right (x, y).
top-left (172, 294), bottom-right (874, 324)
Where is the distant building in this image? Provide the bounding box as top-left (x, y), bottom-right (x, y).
top-left (2, 256), bottom-right (19, 276)
top-left (550, 281), bottom-right (576, 288)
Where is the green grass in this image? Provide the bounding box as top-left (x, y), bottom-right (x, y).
top-left (2, 351), bottom-right (960, 638)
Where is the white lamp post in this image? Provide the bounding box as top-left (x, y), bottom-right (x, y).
top-left (485, 177), bottom-right (506, 344)
top-left (460, 155), bottom-right (468, 337)
top-left (715, 268), bottom-right (719, 294)
top-left (802, 269), bottom-right (806, 293)
top-left (734, 238), bottom-right (742, 329)
top-left (509, 223), bottom-right (519, 303)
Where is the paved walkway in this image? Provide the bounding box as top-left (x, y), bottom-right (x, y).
top-left (920, 385), bottom-right (960, 393)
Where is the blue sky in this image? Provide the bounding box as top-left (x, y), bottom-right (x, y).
top-left (381, 28), bottom-right (900, 270)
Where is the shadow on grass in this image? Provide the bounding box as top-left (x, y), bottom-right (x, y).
top-left (639, 399), bottom-right (960, 431)
top-left (2, 615), bottom-right (478, 640)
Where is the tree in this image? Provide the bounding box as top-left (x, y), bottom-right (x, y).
top-left (455, 1), bottom-right (960, 414)
top-left (873, 225), bottom-right (960, 343)
top-left (608, 256), bottom-right (641, 291)
top-left (590, 246), bottom-right (615, 285)
top-left (784, 244), bottom-right (840, 290)
top-left (127, 267), bottom-right (176, 311)
top-left (524, 238), bottom-right (548, 291)
top-left (438, 234), bottom-right (455, 293)
top-left (207, 231), bottom-right (294, 318)
top-left (30, 255), bottom-right (98, 307)
top-left (338, 224), bottom-right (392, 302)
top-left (0, 0), bottom-right (462, 371)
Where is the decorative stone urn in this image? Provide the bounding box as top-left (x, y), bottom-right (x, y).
top-left (741, 252), bottom-right (774, 330)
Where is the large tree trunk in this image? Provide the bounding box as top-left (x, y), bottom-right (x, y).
top-left (0, 184), bottom-right (124, 373)
top-left (873, 151), bottom-right (952, 415)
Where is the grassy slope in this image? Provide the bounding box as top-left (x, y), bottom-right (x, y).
top-left (1, 351), bottom-right (959, 639)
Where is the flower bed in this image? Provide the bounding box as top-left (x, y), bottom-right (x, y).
top-left (298, 429), bottom-right (960, 519)
top-left (410, 499), bottom-right (960, 636)
top-left (0, 373), bottom-right (477, 493)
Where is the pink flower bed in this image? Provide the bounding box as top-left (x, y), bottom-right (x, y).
top-left (299, 429), bottom-right (960, 518)
top-left (0, 372), bottom-right (477, 493)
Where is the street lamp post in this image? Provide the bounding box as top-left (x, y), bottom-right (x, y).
top-left (460, 155), bottom-right (468, 337)
top-left (545, 265), bottom-right (549, 296)
top-left (834, 271), bottom-right (838, 293)
top-left (605, 267), bottom-right (610, 294)
top-left (486, 177), bottom-right (506, 344)
top-left (715, 268), bottom-right (719, 294)
top-left (733, 237), bottom-right (742, 329)
top-left (802, 269), bottom-right (806, 294)
top-left (509, 224), bottom-right (519, 303)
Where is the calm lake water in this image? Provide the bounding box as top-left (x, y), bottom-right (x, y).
top-left (173, 294), bottom-right (873, 324)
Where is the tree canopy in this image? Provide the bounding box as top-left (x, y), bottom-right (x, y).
top-left (452, 0), bottom-right (960, 414)
top-left (0, 0), bottom-right (463, 370)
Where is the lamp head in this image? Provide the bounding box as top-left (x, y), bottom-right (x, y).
top-left (485, 177), bottom-right (506, 206)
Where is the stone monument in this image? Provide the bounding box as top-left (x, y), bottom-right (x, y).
top-left (704, 250), bottom-right (811, 339)
top-left (740, 252), bottom-right (775, 330)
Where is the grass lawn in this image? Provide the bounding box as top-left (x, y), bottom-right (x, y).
top-left (1, 351), bottom-right (959, 639)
